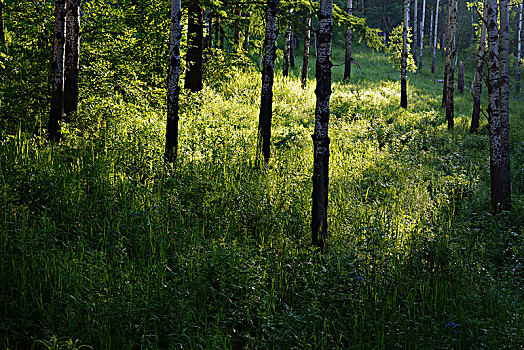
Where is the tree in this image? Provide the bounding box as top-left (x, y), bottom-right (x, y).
top-left (414, 0), bottom-right (418, 67)
top-left (311, 0), bottom-right (333, 253)
top-left (442, 0), bottom-right (457, 130)
top-left (301, 14), bottom-right (311, 88)
top-left (164, 0), bottom-right (183, 163)
top-left (63, 0), bottom-right (81, 120)
top-left (184, 1), bottom-right (203, 92)
top-left (0, 0), bottom-right (5, 47)
top-left (257, 0), bottom-right (279, 164)
top-left (344, 0), bottom-right (352, 80)
top-left (401, 0), bottom-right (410, 108)
top-left (419, 0), bottom-right (426, 70)
top-left (432, 0), bottom-right (439, 74)
top-left (48, 0), bottom-right (67, 142)
top-left (283, 20), bottom-right (291, 76)
top-left (486, 0), bottom-right (511, 213)
top-left (471, 0), bottom-right (487, 134)
top-left (517, 1), bottom-right (522, 93)
top-left (499, 0), bottom-right (511, 210)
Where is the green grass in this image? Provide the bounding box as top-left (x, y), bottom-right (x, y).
top-left (1, 44), bottom-right (523, 349)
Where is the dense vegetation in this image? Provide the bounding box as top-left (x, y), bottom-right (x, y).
top-left (1, 0), bottom-right (524, 349)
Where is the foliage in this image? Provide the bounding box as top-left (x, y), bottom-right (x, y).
top-left (387, 24), bottom-right (417, 73)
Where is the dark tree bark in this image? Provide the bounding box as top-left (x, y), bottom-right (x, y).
top-left (63, 0), bottom-right (81, 121)
top-left (165, 0), bottom-right (182, 163)
top-left (344, 0), bottom-right (352, 80)
top-left (458, 61), bottom-right (464, 93)
top-left (185, 2), bottom-right (203, 92)
top-left (401, 0), bottom-right (410, 108)
top-left (432, 0), bottom-right (439, 74)
top-left (234, 7), bottom-right (240, 46)
top-left (243, 13), bottom-right (250, 52)
top-left (48, 0), bottom-right (67, 142)
top-left (257, 0), bottom-right (279, 164)
top-left (471, 0), bottom-right (487, 133)
top-left (215, 14), bottom-right (220, 49)
top-left (301, 15), bottom-right (311, 88)
top-left (290, 28), bottom-right (295, 68)
top-left (440, 0), bottom-right (445, 58)
top-left (283, 23), bottom-right (291, 76)
top-left (442, 0), bottom-right (457, 130)
top-left (517, 2), bottom-right (522, 94)
top-left (311, 0), bottom-right (333, 253)
top-left (499, 0), bottom-right (511, 210)
top-left (205, 10), bottom-right (212, 49)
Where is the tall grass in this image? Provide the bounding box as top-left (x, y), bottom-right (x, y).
top-left (1, 45), bottom-right (523, 349)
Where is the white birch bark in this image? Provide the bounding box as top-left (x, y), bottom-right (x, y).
top-left (517, 1), bottom-right (522, 93)
top-left (419, 0), bottom-right (426, 70)
top-left (499, 0), bottom-right (511, 209)
top-left (471, 0), bottom-right (488, 133)
top-left (401, 0), bottom-right (410, 108)
top-left (432, 0), bottom-right (439, 74)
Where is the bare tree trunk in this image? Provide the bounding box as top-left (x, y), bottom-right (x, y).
top-left (517, 1), bottom-right (522, 94)
top-left (48, 0), bottom-right (67, 142)
top-left (165, 0), bottom-right (182, 163)
top-left (63, 0), bottom-right (81, 121)
top-left (283, 23), bottom-right (291, 77)
top-left (204, 10), bottom-right (212, 49)
top-left (499, 0), bottom-right (511, 210)
top-left (458, 61), bottom-right (464, 93)
top-left (214, 14), bottom-right (220, 49)
top-left (440, 0), bottom-right (445, 58)
top-left (432, 0), bottom-right (439, 74)
top-left (185, 2), bottom-right (203, 92)
top-left (311, 0), bottom-right (333, 253)
top-left (471, 0), bottom-right (487, 133)
top-left (414, 0), bottom-right (418, 67)
top-left (486, 0), bottom-right (504, 213)
top-left (429, 10), bottom-right (434, 59)
top-left (401, 0), bottom-right (410, 108)
top-left (290, 28), bottom-right (295, 68)
top-left (243, 14), bottom-right (250, 52)
top-left (344, 0), bottom-right (352, 80)
top-left (0, 1), bottom-right (5, 47)
top-left (257, 0), bottom-right (279, 164)
top-left (301, 15), bottom-right (311, 88)
top-left (419, 0), bottom-right (426, 70)
top-left (442, 0), bottom-right (457, 130)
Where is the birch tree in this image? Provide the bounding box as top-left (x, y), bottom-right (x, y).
top-left (471, 0), bottom-right (487, 133)
top-left (419, 0), bottom-right (426, 70)
top-left (164, 0), bottom-right (183, 163)
top-left (283, 21), bottom-right (291, 77)
top-left (63, 0), bottom-right (81, 120)
top-left (301, 14), bottom-right (311, 88)
top-left (432, 0), bottom-right (439, 74)
top-left (0, 0), bottom-right (4, 47)
top-left (311, 0), bottom-right (333, 252)
top-left (48, 0), bottom-right (67, 142)
top-left (344, 0), bottom-right (352, 80)
top-left (414, 0), bottom-right (418, 67)
top-left (257, 0), bottom-right (279, 164)
top-left (499, 0), bottom-right (511, 210)
top-left (401, 0), bottom-right (410, 108)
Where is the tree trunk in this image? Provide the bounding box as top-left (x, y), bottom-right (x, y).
top-left (442, 0), bottom-right (457, 130)
top-left (283, 23), bottom-right (291, 77)
top-left (205, 10), bottom-right (212, 49)
top-left (432, 0), bottom-right (439, 74)
top-left (48, 0), bottom-right (67, 142)
top-left (344, 0), bottom-right (352, 80)
top-left (290, 28), bottom-right (295, 68)
top-left (401, 0), bottom-right (410, 108)
top-left (499, 0), bottom-right (512, 210)
top-left (257, 0), bottom-right (279, 164)
top-left (440, 0), bottom-right (445, 58)
top-left (419, 0), bottom-right (426, 70)
top-left (165, 0), bottom-right (182, 163)
top-left (311, 0), bottom-right (333, 253)
top-left (234, 8), bottom-right (240, 46)
top-left (486, 0), bottom-right (504, 213)
top-left (471, 0), bottom-right (487, 133)
top-left (0, 1), bottom-right (5, 47)
top-left (517, 2), bottom-right (522, 94)
top-left (301, 15), bottom-right (311, 88)
top-left (215, 14), bottom-right (220, 49)
top-left (184, 2), bottom-right (203, 92)
top-left (458, 61), bottom-right (464, 93)
top-left (430, 9), bottom-right (434, 59)
top-left (63, 0), bottom-right (81, 121)
top-left (243, 13), bottom-right (250, 52)
top-left (414, 0), bottom-right (418, 67)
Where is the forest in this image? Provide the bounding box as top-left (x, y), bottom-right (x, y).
top-left (1, 0), bottom-right (523, 348)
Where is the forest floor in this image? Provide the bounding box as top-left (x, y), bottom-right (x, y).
top-left (1, 45), bottom-right (524, 349)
